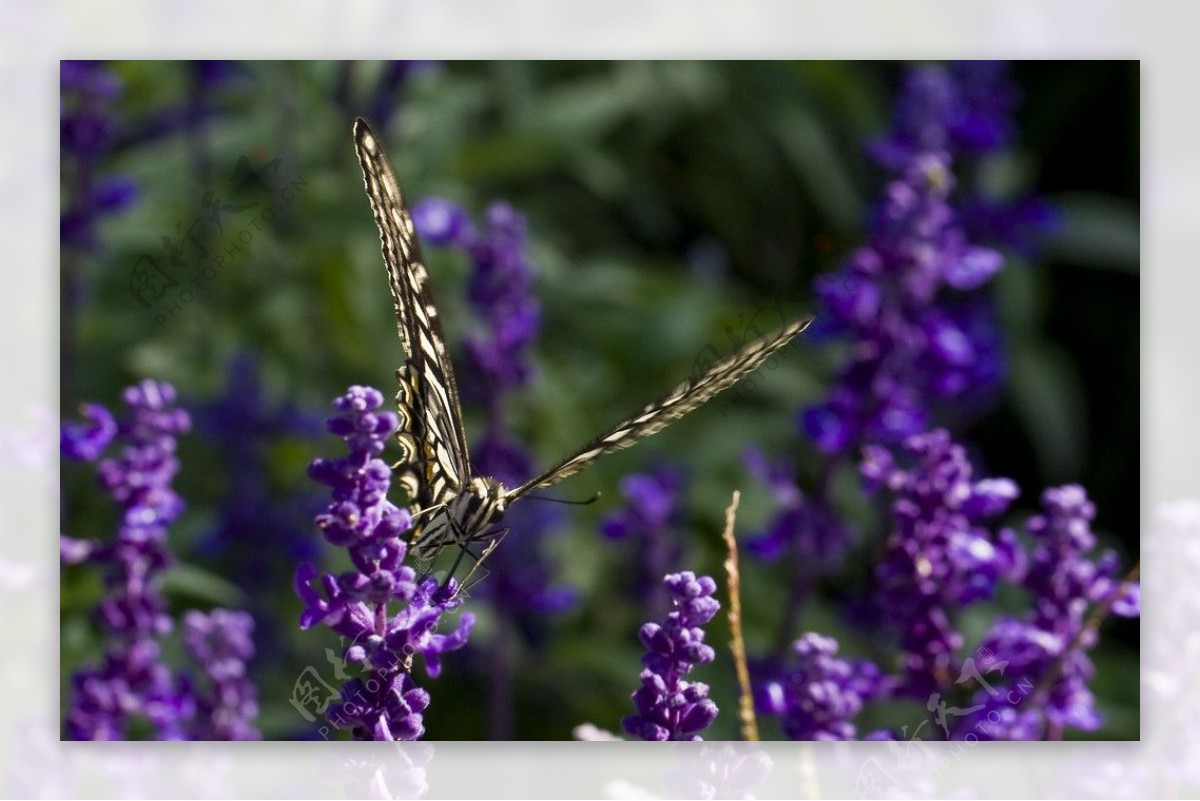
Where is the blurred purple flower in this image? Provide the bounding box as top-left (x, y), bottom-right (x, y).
top-left (599, 466), bottom-right (685, 607)
top-left (60, 60), bottom-right (138, 251)
top-left (623, 571), bottom-right (721, 741)
top-left (806, 155), bottom-right (1002, 452)
top-left (805, 62), bottom-right (1054, 457)
top-left (60, 380), bottom-right (195, 740)
top-left (756, 632), bottom-right (887, 740)
top-left (367, 61), bottom-right (441, 134)
top-left (197, 354), bottom-right (322, 652)
top-left (472, 431), bottom-right (578, 618)
top-left (460, 201), bottom-right (541, 394)
top-left (742, 448), bottom-right (848, 567)
top-left (412, 197), bottom-right (471, 247)
top-left (871, 62), bottom-right (1018, 166)
top-left (862, 429), bottom-right (1022, 698)
top-left (182, 609), bottom-right (260, 740)
top-left (953, 485), bottom-right (1139, 739)
top-left (60, 403), bottom-right (117, 462)
top-left (414, 197), bottom-right (573, 621)
top-left (602, 468), bottom-right (683, 539)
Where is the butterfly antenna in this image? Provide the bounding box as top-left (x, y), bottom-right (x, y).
top-left (523, 490), bottom-right (602, 506)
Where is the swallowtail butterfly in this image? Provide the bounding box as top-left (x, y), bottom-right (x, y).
top-left (352, 118), bottom-right (812, 565)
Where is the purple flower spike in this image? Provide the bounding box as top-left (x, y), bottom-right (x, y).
top-left (758, 632), bottom-right (886, 740)
top-left (864, 429), bottom-right (1019, 697)
top-left (598, 466), bottom-right (686, 607)
top-left (743, 449), bottom-right (848, 567)
top-left (60, 380), bottom-right (214, 740)
top-left (296, 386), bottom-right (475, 740)
top-left (622, 571), bottom-right (721, 741)
top-left (949, 484), bottom-right (1139, 740)
top-left (183, 609), bottom-right (260, 740)
top-left (805, 62), bottom-right (1052, 456)
top-left (416, 197), bottom-right (574, 622)
top-left (61, 60), bottom-right (139, 251)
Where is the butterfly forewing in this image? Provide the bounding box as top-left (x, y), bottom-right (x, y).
top-left (352, 118), bottom-right (813, 565)
top-left (353, 119), bottom-right (472, 520)
top-left (514, 316), bottom-right (812, 496)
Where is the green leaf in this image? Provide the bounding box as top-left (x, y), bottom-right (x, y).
top-left (162, 562), bottom-right (247, 607)
top-left (770, 107), bottom-right (864, 231)
top-left (1047, 192), bottom-right (1140, 271)
top-left (1007, 343), bottom-right (1087, 479)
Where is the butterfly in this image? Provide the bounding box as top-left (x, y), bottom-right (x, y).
top-left (352, 118), bottom-right (812, 567)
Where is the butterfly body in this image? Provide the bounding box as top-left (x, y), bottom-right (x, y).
top-left (352, 118), bottom-right (813, 565)
top-left (412, 476), bottom-right (508, 561)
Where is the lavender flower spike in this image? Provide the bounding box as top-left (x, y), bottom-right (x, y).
top-left (954, 484), bottom-right (1140, 740)
top-left (414, 196), bottom-right (574, 634)
top-left (60, 380), bottom-right (194, 740)
top-left (863, 428), bottom-right (1022, 699)
top-left (295, 386), bottom-right (474, 740)
top-left (183, 609), bottom-right (260, 740)
top-left (756, 632), bottom-right (886, 740)
top-left (623, 571), bottom-right (721, 741)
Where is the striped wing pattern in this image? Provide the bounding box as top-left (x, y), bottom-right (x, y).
top-left (353, 119), bottom-right (472, 517)
top-left (514, 316), bottom-right (813, 497)
top-left (352, 118), bottom-right (813, 563)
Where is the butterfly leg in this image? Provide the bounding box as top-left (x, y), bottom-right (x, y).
top-left (438, 511), bottom-right (483, 590)
top-left (455, 528), bottom-right (509, 597)
top-left (443, 543), bottom-right (470, 588)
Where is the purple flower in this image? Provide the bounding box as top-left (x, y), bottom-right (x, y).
top-left (67, 641), bottom-right (194, 741)
top-left (60, 61), bottom-right (138, 251)
top-left (871, 63), bottom-right (1017, 167)
top-left (414, 197), bottom-right (573, 621)
top-left (60, 380), bottom-right (196, 740)
top-left (863, 429), bottom-right (1021, 698)
top-left (472, 431), bottom-right (578, 617)
top-left (295, 386), bottom-right (474, 740)
top-left (756, 632), bottom-right (887, 740)
top-left (598, 466), bottom-right (686, 607)
top-left (602, 470), bottom-right (682, 536)
top-left (197, 354), bottom-right (322, 647)
top-left (366, 61), bottom-right (441, 135)
top-left (412, 197), bottom-right (471, 247)
top-left (804, 62), bottom-right (1053, 457)
top-left (953, 485), bottom-right (1140, 739)
top-left (60, 403), bottom-right (117, 461)
top-left (458, 201), bottom-right (540, 395)
top-left (743, 448), bottom-right (848, 567)
top-left (622, 571), bottom-right (721, 741)
top-left (182, 609), bottom-right (260, 740)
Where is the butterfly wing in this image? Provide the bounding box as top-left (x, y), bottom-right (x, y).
top-left (513, 316), bottom-right (813, 496)
top-left (353, 118), bottom-right (472, 518)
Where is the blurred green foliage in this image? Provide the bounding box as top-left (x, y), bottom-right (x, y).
top-left (60, 61), bottom-right (1139, 740)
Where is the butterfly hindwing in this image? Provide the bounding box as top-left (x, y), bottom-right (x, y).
top-left (514, 316), bottom-right (813, 496)
top-left (354, 119), bottom-right (472, 519)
